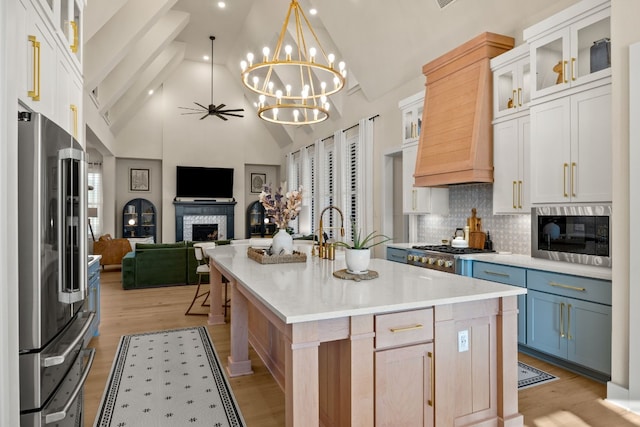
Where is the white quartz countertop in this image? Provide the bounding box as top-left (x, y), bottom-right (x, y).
top-left (207, 244), bottom-right (526, 324)
top-left (88, 254), bottom-right (101, 267)
top-left (458, 253), bottom-right (612, 281)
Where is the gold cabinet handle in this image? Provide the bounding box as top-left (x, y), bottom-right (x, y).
top-left (512, 181), bottom-right (517, 209)
top-left (567, 304), bottom-right (573, 340)
top-left (563, 163), bottom-right (569, 197)
top-left (571, 58), bottom-right (576, 81)
top-left (70, 21), bottom-right (79, 53)
top-left (389, 324), bottom-right (423, 333)
top-left (518, 87), bottom-right (522, 106)
top-left (560, 302), bottom-right (565, 338)
top-left (563, 60), bottom-right (568, 84)
top-left (512, 89), bottom-right (517, 108)
top-left (70, 104), bottom-right (78, 138)
top-left (518, 180), bottom-right (523, 209)
top-left (571, 162), bottom-right (576, 197)
top-left (549, 281), bottom-right (586, 292)
top-left (484, 270), bottom-right (509, 278)
top-left (28, 35), bottom-right (41, 101)
top-left (427, 351), bottom-right (434, 407)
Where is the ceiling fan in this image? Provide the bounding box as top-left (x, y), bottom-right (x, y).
top-left (179, 36), bottom-right (244, 121)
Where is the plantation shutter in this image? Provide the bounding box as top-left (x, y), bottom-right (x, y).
top-left (302, 144), bottom-right (317, 235)
top-left (319, 136), bottom-right (338, 239)
top-left (343, 125), bottom-right (363, 243)
top-left (287, 151), bottom-right (301, 233)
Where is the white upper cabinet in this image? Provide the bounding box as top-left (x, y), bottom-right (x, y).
top-left (529, 84), bottom-right (611, 204)
top-left (524, 0), bottom-right (610, 100)
top-left (18, 0), bottom-right (84, 144)
top-left (402, 143), bottom-right (449, 215)
top-left (493, 116), bottom-right (530, 214)
top-left (399, 92), bottom-right (424, 146)
top-left (491, 44), bottom-right (531, 120)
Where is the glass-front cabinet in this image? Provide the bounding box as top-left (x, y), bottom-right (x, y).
top-left (399, 92), bottom-right (424, 145)
top-left (123, 198), bottom-right (156, 240)
top-left (491, 44), bottom-right (530, 120)
top-left (525, 1), bottom-right (610, 99)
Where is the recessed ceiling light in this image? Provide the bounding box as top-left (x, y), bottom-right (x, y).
top-left (203, 55), bottom-right (210, 61)
top-left (148, 89), bottom-right (154, 95)
top-left (218, 1), bottom-right (226, 8)
top-left (309, 8), bottom-right (317, 15)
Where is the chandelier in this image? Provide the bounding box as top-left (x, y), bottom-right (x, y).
top-left (240, 0), bottom-right (346, 125)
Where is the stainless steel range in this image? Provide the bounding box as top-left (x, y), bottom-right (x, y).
top-left (407, 245), bottom-right (494, 274)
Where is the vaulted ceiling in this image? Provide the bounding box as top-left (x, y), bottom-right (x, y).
top-left (84, 0), bottom-right (577, 144)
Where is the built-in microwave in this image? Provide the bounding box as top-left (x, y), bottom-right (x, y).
top-left (531, 205), bottom-right (611, 267)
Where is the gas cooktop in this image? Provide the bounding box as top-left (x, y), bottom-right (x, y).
top-left (411, 245), bottom-right (494, 255)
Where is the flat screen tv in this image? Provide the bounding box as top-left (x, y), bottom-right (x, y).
top-left (176, 166), bottom-right (234, 199)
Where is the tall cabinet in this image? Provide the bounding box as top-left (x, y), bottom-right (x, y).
top-left (491, 44), bottom-right (531, 214)
top-left (525, 0), bottom-right (611, 204)
top-left (123, 198), bottom-right (157, 241)
top-left (399, 92), bottom-right (449, 216)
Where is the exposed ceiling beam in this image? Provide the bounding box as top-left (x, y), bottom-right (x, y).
top-left (97, 10), bottom-right (190, 115)
top-left (109, 42), bottom-right (186, 134)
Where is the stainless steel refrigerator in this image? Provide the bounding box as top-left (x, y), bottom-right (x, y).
top-left (18, 112), bottom-right (95, 427)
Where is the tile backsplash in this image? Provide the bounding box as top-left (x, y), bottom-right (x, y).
top-left (416, 183), bottom-right (532, 255)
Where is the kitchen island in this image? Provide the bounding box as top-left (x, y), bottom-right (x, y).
top-left (206, 244), bottom-right (526, 426)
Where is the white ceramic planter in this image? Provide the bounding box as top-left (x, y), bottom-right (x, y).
top-left (345, 248), bottom-right (371, 274)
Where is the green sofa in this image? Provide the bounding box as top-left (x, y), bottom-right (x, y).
top-left (121, 241), bottom-right (230, 290)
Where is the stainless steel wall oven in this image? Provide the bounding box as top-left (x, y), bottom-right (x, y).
top-left (531, 205), bottom-right (611, 267)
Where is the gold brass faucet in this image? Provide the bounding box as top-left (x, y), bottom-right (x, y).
top-left (317, 205), bottom-right (345, 258)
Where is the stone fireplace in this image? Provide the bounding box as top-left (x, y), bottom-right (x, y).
top-left (173, 200), bottom-right (236, 241)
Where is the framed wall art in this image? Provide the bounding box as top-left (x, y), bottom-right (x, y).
top-left (130, 168), bottom-right (150, 192)
top-left (251, 173), bottom-right (266, 193)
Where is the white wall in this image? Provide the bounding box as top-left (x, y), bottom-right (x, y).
top-left (113, 60), bottom-right (285, 241)
top-left (607, 0), bottom-right (640, 413)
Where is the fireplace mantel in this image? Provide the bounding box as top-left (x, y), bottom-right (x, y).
top-left (173, 200), bottom-right (236, 241)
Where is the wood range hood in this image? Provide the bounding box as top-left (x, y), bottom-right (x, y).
top-left (414, 32), bottom-right (514, 187)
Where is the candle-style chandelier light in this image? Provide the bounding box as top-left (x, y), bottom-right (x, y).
top-left (240, 0), bottom-right (346, 125)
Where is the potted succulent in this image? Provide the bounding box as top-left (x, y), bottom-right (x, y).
top-left (336, 227), bottom-right (392, 274)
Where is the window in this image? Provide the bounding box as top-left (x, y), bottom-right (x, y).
top-left (87, 161), bottom-right (103, 239)
top-left (287, 151), bottom-right (301, 233)
top-left (287, 117), bottom-right (374, 243)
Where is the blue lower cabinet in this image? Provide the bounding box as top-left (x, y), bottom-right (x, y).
top-left (527, 289), bottom-right (611, 375)
top-left (386, 247), bottom-right (408, 264)
top-left (87, 261), bottom-right (101, 338)
top-left (472, 261), bottom-right (526, 344)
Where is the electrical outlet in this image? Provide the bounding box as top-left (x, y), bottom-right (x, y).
top-left (458, 329), bottom-right (469, 352)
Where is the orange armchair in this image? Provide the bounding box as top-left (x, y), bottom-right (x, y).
top-left (93, 234), bottom-right (132, 268)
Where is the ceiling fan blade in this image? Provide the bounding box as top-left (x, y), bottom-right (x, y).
top-left (215, 114), bottom-right (229, 121)
top-left (221, 112), bottom-right (245, 118)
top-left (219, 108), bottom-right (245, 113)
top-left (215, 103), bottom-right (226, 111)
top-left (179, 107), bottom-right (206, 112)
top-left (200, 112), bottom-right (210, 120)
top-left (194, 102), bottom-right (209, 110)
top-left (181, 112), bottom-right (207, 115)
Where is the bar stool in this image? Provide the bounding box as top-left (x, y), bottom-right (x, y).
top-left (185, 242), bottom-right (216, 316)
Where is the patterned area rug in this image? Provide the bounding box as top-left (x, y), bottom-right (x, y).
top-left (94, 326), bottom-right (245, 426)
top-left (518, 361), bottom-right (558, 390)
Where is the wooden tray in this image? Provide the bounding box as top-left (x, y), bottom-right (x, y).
top-left (247, 247), bottom-right (307, 264)
top-left (333, 269), bottom-right (379, 282)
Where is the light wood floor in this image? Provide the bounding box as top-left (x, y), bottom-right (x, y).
top-left (85, 269), bottom-right (640, 427)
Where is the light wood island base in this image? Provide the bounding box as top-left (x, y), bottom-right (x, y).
top-left (207, 247), bottom-right (524, 426)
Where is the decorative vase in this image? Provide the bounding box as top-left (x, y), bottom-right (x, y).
top-left (272, 228), bottom-right (294, 255)
top-left (345, 248), bottom-right (371, 274)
